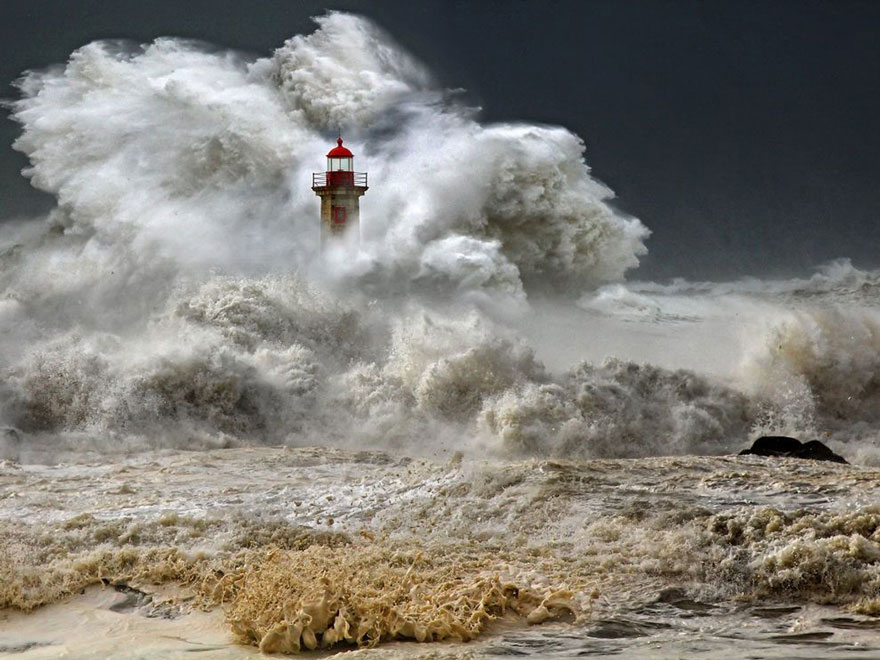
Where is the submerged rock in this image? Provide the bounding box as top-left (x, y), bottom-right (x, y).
top-left (739, 436), bottom-right (848, 464)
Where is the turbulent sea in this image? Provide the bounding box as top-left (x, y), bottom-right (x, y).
top-left (3, 12), bottom-right (880, 659)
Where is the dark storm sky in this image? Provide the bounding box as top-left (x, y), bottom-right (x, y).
top-left (1, 0), bottom-right (878, 280)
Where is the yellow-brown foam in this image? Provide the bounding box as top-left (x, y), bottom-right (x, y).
top-left (1, 516), bottom-right (580, 654)
top-left (205, 545), bottom-right (578, 653)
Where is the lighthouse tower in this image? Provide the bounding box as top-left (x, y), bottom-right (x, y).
top-left (311, 138), bottom-right (368, 247)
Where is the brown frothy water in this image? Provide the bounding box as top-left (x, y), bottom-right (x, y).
top-left (5, 448), bottom-right (880, 656)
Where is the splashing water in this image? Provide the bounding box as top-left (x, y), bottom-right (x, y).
top-left (4, 11), bottom-right (880, 658)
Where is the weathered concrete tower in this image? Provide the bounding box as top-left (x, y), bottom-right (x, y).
top-left (311, 138), bottom-right (368, 247)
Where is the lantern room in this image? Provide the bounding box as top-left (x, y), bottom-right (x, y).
top-left (327, 137), bottom-right (353, 171)
top-left (312, 138), bottom-right (368, 246)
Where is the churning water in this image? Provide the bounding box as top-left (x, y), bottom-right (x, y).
top-left (3, 12), bottom-right (880, 658)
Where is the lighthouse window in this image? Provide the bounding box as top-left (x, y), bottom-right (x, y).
top-left (328, 157), bottom-right (352, 171)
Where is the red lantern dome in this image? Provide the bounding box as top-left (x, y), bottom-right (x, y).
top-left (327, 137), bottom-right (353, 158)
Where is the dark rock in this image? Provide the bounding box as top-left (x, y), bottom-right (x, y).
top-left (798, 440), bottom-right (847, 463)
top-left (739, 436), bottom-right (847, 464)
top-left (743, 435), bottom-right (802, 456)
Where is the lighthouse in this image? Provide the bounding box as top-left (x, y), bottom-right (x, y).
top-left (311, 138), bottom-right (368, 247)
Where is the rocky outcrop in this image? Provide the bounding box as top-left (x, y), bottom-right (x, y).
top-left (739, 436), bottom-right (848, 464)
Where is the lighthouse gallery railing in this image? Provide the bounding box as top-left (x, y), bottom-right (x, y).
top-left (312, 172), bottom-right (368, 188)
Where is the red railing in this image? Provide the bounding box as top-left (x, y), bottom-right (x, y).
top-left (312, 171), bottom-right (368, 188)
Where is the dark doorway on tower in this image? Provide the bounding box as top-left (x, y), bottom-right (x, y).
top-left (331, 205), bottom-right (347, 233)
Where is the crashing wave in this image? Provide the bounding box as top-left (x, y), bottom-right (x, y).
top-left (5, 12), bottom-right (880, 464)
top-left (10, 12), bottom-right (647, 301)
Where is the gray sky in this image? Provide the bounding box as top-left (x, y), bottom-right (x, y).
top-left (1, 0), bottom-right (878, 280)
